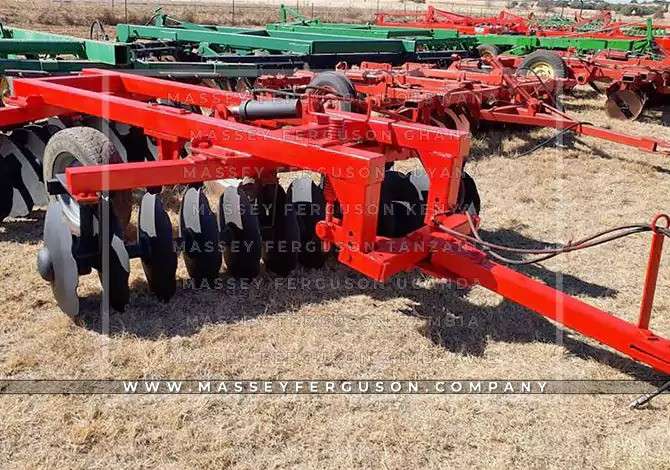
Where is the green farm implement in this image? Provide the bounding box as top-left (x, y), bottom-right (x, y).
top-left (278, 5), bottom-right (662, 58)
top-left (116, 9), bottom-right (474, 67)
top-left (0, 23), bottom-right (305, 85)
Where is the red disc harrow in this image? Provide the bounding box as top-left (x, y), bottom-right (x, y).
top-left (0, 69), bottom-right (668, 377)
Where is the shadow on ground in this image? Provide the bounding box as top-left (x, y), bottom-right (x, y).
top-left (469, 124), bottom-right (670, 175)
top-left (69, 226), bottom-right (666, 382)
top-left (0, 212), bottom-right (45, 244)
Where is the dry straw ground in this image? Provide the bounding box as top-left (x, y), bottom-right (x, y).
top-left (1, 0), bottom-right (670, 468)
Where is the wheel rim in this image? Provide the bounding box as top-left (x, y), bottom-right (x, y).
top-left (51, 151), bottom-right (83, 233)
top-left (529, 61), bottom-right (555, 79)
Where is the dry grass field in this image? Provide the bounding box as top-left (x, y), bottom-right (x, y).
top-left (1, 0), bottom-right (670, 468)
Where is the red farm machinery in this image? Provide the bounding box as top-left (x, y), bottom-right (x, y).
top-left (256, 57), bottom-right (670, 154)
top-left (374, 6), bottom-right (615, 36)
top-left (273, 5), bottom-right (670, 121)
top-left (502, 50), bottom-right (670, 121)
top-left (374, 7), bottom-right (530, 34)
top-left (0, 69), bottom-right (668, 393)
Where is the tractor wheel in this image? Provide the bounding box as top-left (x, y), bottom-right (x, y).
top-left (477, 44), bottom-right (500, 59)
top-left (518, 50), bottom-right (568, 80)
top-left (307, 72), bottom-right (357, 112)
top-left (42, 127), bottom-right (132, 234)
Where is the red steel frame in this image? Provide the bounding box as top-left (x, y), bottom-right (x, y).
top-left (258, 59), bottom-right (670, 154)
top-left (1, 69), bottom-right (669, 375)
top-left (478, 52), bottom-right (670, 117)
top-left (374, 7), bottom-right (670, 52)
top-left (530, 51), bottom-right (670, 101)
top-left (374, 7), bottom-right (528, 34)
top-left (374, 7), bottom-right (614, 36)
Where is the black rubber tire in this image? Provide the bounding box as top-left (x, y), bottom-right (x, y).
top-left (518, 50), bottom-right (568, 80)
top-left (378, 171), bottom-right (424, 238)
top-left (477, 44), bottom-right (500, 58)
top-left (42, 127), bottom-right (132, 232)
top-left (259, 184), bottom-right (300, 276)
top-left (307, 72), bottom-right (357, 112)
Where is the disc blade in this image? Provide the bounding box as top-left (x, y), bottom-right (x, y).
top-left (9, 128), bottom-right (48, 205)
top-left (145, 136), bottom-right (159, 161)
top-left (180, 187), bottom-right (222, 283)
top-left (378, 171), bottom-right (423, 238)
top-left (23, 124), bottom-right (51, 145)
top-left (220, 185), bottom-right (262, 279)
top-left (0, 133), bottom-right (42, 216)
top-left (287, 176), bottom-right (327, 269)
top-left (47, 117), bottom-right (68, 130)
top-left (43, 201), bottom-right (79, 316)
top-left (0, 157), bottom-right (13, 222)
top-left (605, 90), bottom-right (645, 121)
top-left (408, 168), bottom-right (430, 202)
top-left (259, 184), bottom-right (300, 276)
top-left (98, 206), bottom-right (130, 312)
top-left (139, 193), bottom-right (177, 301)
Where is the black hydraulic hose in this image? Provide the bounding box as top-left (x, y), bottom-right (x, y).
top-left (436, 212), bottom-right (668, 266)
top-left (513, 121), bottom-right (588, 158)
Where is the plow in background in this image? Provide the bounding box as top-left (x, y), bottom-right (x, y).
top-left (502, 50), bottom-right (670, 121)
top-left (255, 57), bottom-right (670, 155)
top-left (275, 6), bottom-right (670, 120)
top-left (4, 8), bottom-right (670, 122)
